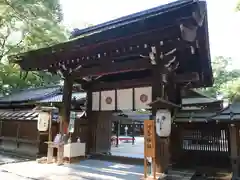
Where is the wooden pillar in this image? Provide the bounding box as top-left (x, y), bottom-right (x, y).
top-left (86, 90), bottom-right (95, 153)
top-left (229, 125), bottom-right (240, 178)
top-left (170, 124), bottom-right (182, 164)
top-left (62, 75), bottom-right (73, 125)
top-left (95, 112), bottom-right (112, 153)
top-left (151, 66), bottom-right (170, 174)
top-left (0, 120), bottom-right (2, 137)
top-left (116, 120), bottom-right (120, 147)
top-left (132, 122), bottom-right (135, 145)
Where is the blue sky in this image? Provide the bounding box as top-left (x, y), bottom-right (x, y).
top-left (60, 0), bottom-right (240, 67)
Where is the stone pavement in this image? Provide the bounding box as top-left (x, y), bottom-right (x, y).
top-left (0, 154), bottom-right (28, 165)
top-left (0, 138), bottom-right (195, 180)
top-left (111, 136), bottom-right (144, 159)
top-left (111, 143), bottom-right (144, 159)
top-left (0, 159), bottom-right (144, 180)
top-left (0, 170), bottom-right (29, 180)
top-left (0, 158), bottom-right (197, 180)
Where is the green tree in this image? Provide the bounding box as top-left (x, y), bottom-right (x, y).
top-left (236, 1), bottom-right (240, 11)
top-left (0, 0), bottom-right (68, 95)
top-left (201, 56), bottom-right (240, 100)
top-left (219, 77), bottom-right (240, 101)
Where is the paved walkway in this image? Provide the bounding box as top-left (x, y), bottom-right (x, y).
top-left (0, 159), bottom-right (144, 180)
top-left (111, 136), bottom-right (144, 159)
top-left (0, 170), bottom-right (29, 180)
top-left (0, 137), bottom-right (195, 180)
top-left (0, 154), bottom-right (28, 165)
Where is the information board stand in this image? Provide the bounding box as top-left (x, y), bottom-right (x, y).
top-left (144, 120), bottom-right (157, 179)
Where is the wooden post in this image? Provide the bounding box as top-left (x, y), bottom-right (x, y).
top-left (116, 120), bottom-right (120, 147)
top-left (56, 75), bottom-right (73, 164)
top-left (229, 125), bottom-right (240, 178)
top-left (152, 65), bottom-right (169, 174)
top-left (62, 76), bottom-right (73, 125)
top-left (47, 111), bottom-right (53, 163)
top-left (0, 120), bottom-right (2, 137)
top-left (16, 122), bottom-right (20, 148)
top-left (132, 122), bottom-right (135, 145)
top-left (86, 90), bottom-right (96, 153)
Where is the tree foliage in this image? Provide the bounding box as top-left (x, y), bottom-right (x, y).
top-left (201, 56), bottom-right (240, 100)
top-left (0, 0), bottom-right (68, 95)
top-left (236, 1), bottom-right (240, 11)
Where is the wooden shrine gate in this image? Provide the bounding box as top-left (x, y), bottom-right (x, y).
top-left (171, 123), bottom-right (231, 168)
top-left (11, 0), bottom-right (212, 175)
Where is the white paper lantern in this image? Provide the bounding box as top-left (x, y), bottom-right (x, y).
top-left (156, 109), bottom-right (171, 137)
top-left (37, 112), bottom-right (50, 132)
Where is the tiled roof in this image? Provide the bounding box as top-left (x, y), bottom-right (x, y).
top-left (0, 109), bottom-right (38, 120)
top-left (175, 102), bottom-right (240, 122)
top-left (71, 0), bottom-right (195, 38)
top-left (39, 92), bottom-right (86, 103)
top-left (0, 86), bottom-right (61, 103)
top-left (181, 89), bottom-right (210, 98)
top-left (0, 85), bottom-right (85, 104)
top-left (182, 97), bottom-right (221, 105)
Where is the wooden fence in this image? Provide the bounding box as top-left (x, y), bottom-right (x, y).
top-left (171, 123), bottom-right (231, 168)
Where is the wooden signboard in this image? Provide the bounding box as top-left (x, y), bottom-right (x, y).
top-left (144, 120), bottom-right (156, 179)
top-left (144, 120), bottom-right (156, 157)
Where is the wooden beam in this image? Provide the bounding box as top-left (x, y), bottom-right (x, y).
top-left (148, 97), bottom-right (181, 109)
top-left (82, 72), bottom-right (201, 91)
top-left (173, 72), bottom-right (199, 83)
top-left (73, 58), bottom-right (152, 78)
top-left (85, 77), bottom-right (152, 91)
top-left (17, 25), bottom-right (183, 71)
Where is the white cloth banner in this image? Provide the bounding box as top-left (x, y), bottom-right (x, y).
top-left (156, 109), bottom-right (171, 137)
top-left (101, 90), bottom-right (115, 111)
top-left (134, 86), bottom-right (152, 109)
top-left (117, 88), bottom-right (133, 110)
